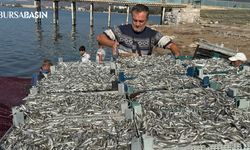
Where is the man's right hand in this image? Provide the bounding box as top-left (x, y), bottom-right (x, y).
top-left (112, 41), bottom-right (119, 56)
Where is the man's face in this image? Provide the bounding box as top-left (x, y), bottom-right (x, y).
top-left (131, 11), bottom-right (148, 32)
top-left (232, 60), bottom-right (243, 67)
top-left (42, 64), bottom-right (51, 72)
top-left (80, 50), bottom-right (85, 56)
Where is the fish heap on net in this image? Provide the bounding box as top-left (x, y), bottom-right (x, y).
top-left (135, 89), bottom-right (250, 149)
top-left (119, 56), bottom-right (250, 149)
top-left (2, 56), bottom-right (250, 150)
top-left (183, 58), bottom-right (236, 75)
top-left (208, 68), bottom-right (250, 99)
top-left (186, 58), bottom-right (250, 99)
top-left (120, 55), bottom-right (201, 91)
top-left (1, 61), bottom-right (137, 149)
top-left (38, 62), bottom-right (116, 93)
top-left (2, 90), bottom-right (136, 149)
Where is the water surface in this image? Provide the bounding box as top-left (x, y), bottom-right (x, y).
top-left (0, 7), bottom-right (160, 77)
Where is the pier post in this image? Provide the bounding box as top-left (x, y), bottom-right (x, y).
top-left (35, 22), bottom-right (42, 41)
top-left (160, 7), bottom-right (166, 25)
top-left (108, 4), bottom-right (111, 28)
top-left (88, 27), bottom-right (94, 50)
top-left (34, 0), bottom-right (41, 24)
top-left (71, 25), bottom-right (76, 40)
top-left (90, 3), bottom-right (94, 27)
top-left (126, 5), bottom-right (129, 24)
top-left (53, 24), bottom-right (59, 42)
top-left (53, 0), bottom-right (59, 25)
top-left (71, 1), bottom-right (76, 26)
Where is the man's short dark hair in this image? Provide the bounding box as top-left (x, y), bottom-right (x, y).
top-left (131, 4), bottom-right (149, 18)
top-left (79, 46), bottom-right (86, 51)
top-left (43, 59), bottom-right (53, 66)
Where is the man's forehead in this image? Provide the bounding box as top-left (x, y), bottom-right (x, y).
top-left (132, 11), bottom-right (147, 15)
top-left (132, 11), bottom-right (148, 18)
top-left (43, 63), bottom-right (51, 66)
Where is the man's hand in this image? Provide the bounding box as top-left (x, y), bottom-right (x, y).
top-left (112, 41), bottom-right (119, 56)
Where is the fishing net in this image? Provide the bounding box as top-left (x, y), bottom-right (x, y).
top-left (0, 77), bottom-right (30, 138)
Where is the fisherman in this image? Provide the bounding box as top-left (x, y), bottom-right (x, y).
top-left (96, 4), bottom-right (180, 57)
top-left (31, 59), bottom-right (53, 86)
top-left (79, 45), bottom-right (90, 63)
top-left (228, 52), bottom-right (247, 68)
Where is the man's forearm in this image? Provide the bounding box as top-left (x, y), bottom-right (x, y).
top-left (169, 43), bottom-right (180, 57)
top-left (97, 34), bottom-right (119, 55)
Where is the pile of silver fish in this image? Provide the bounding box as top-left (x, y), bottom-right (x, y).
top-left (2, 117), bottom-right (135, 149)
top-left (119, 56), bottom-right (250, 149)
top-left (120, 56), bottom-right (235, 77)
top-left (1, 55), bottom-right (250, 150)
top-left (120, 55), bottom-right (186, 76)
top-left (120, 56), bottom-right (241, 92)
top-left (38, 62), bottom-right (115, 93)
top-left (23, 91), bottom-right (126, 119)
top-left (1, 92), bottom-right (135, 149)
top-left (135, 89), bottom-right (250, 149)
top-left (120, 55), bottom-right (201, 91)
top-left (209, 72), bottom-right (250, 98)
top-left (183, 58), bottom-right (236, 74)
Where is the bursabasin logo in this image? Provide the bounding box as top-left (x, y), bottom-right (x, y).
top-left (0, 11), bottom-right (48, 19)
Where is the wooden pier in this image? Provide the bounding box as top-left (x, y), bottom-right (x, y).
top-left (35, 0), bottom-right (187, 27)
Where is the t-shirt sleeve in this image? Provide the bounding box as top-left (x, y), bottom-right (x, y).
top-left (155, 32), bottom-right (172, 48)
top-left (103, 28), bottom-right (116, 41)
top-left (87, 54), bottom-right (90, 59)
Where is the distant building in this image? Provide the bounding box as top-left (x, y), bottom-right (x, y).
top-left (113, 6), bottom-right (127, 9)
top-left (78, 7), bottom-right (86, 11)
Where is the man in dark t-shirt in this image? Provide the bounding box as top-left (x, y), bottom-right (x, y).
top-left (96, 4), bottom-right (180, 57)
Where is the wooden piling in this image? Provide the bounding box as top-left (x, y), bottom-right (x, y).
top-left (53, 24), bottom-right (59, 41)
top-left (53, 0), bottom-right (59, 25)
top-left (35, 22), bottom-right (42, 41)
top-left (108, 4), bottom-right (111, 28)
top-left (126, 5), bottom-right (129, 24)
top-left (71, 1), bottom-right (76, 26)
top-left (160, 7), bottom-right (165, 25)
top-left (34, 0), bottom-right (41, 24)
top-left (90, 3), bottom-right (94, 27)
top-left (71, 25), bottom-right (76, 40)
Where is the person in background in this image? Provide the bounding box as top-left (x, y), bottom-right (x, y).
top-left (96, 4), bottom-right (180, 57)
top-left (31, 59), bottom-right (53, 86)
top-left (228, 52), bottom-right (247, 67)
top-left (79, 45), bottom-right (90, 63)
top-left (96, 43), bottom-right (106, 64)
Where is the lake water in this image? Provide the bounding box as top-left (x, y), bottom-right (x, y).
top-left (0, 7), bottom-right (160, 77)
